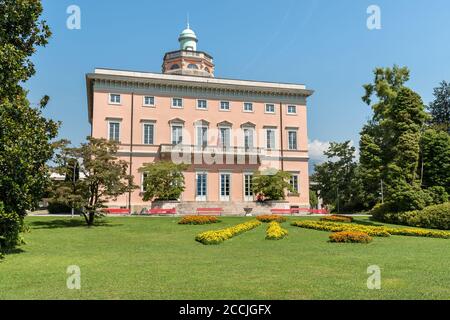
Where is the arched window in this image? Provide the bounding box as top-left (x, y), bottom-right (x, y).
top-left (170, 64), bottom-right (180, 70)
top-left (187, 64), bottom-right (199, 70)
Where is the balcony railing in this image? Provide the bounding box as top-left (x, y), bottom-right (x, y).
top-left (159, 144), bottom-right (264, 156)
top-left (165, 50), bottom-right (213, 63)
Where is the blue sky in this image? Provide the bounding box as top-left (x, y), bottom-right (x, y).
top-left (26, 0), bottom-right (450, 163)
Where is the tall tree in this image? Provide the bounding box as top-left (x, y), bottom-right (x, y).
top-left (53, 138), bottom-right (137, 226)
top-left (360, 66), bottom-right (429, 212)
top-left (428, 81), bottom-right (450, 133)
top-left (0, 0), bottom-right (58, 218)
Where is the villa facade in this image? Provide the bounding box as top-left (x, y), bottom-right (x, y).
top-left (86, 25), bottom-right (314, 214)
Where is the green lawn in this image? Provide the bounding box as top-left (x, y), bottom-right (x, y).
top-left (1, 216), bottom-right (449, 300)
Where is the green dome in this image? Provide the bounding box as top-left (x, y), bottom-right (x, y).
top-left (178, 25), bottom-right (198, 50)
top-left (178, 27), bottom-right (197, 41)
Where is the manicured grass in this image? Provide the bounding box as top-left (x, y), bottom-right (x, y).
top-left (1, 216), bottom-right (449, 299)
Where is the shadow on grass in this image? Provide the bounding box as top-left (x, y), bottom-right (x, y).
top-left (29, 219), bottom-right (120, 229)
top-left (352, 219), bottom-right (384, 227)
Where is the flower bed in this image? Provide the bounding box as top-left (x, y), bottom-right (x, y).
top-left (195, 220), bottom-right (262, 245)
top-left (292, 220), bottom-right (450, 239)
top-left (329, 231), bottom-right (373, 243)
top-left (386, 227), bottom-right (450, 239)
top-left (320, 215), bottom-right (353, 223)
top-left (256, 215), bottom-right (287, 223)
top-left (178, 216), bottom-right (220, 225)
top-left (291, 220), bottom-right (390, 237)
top-left (265, 222), bottom-right (288, 240)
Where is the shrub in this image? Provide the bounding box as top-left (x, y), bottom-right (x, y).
top-left (424, 187), bottom-right (449, 205)
top-left (265, 222), bottom-right (288, 240)
top-left (291, 220), bottom-right (391, 237)
top-left (329, 231), bottom-right (373, 243)
top-left (0, 203), bottom-right (23, 255)
top-left (386, 227), bottom-right (450, 239)
top-left (47, 201), bottom-right (72, 214)
top-left (256, 215), bottom-right (287, 223)
top-left (195, 220), bottom-right (262, 245)
top-left (320, 215), bottom-right (353, 223)
top-left (178, 216), bottom-right (220, 225)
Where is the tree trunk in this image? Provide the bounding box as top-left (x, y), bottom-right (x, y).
top-left (87, 211), bottom-right (95, 226)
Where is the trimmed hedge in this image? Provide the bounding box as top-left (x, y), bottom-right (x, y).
top-left (195, 220), bottom-right (262, 245)
top-left (320, 215), bottom-right (353, 223)
top-left (329, 231), bottom-right (373, 244)
top-left (374, 202), bottom-right (450, 230)
top-left (178, 216), bottom-right (220, 225)
top-left (256, 215), bottom-right (287, 223)
top-left (265, 222), bottom-right (288, 240)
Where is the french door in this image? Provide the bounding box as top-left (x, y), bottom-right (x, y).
top-left (196, 172), bottom-right (207, 201)
top-left (220, 173), bottom-right (231, 201)
top-left (244, 173), bottom-right (254, 202)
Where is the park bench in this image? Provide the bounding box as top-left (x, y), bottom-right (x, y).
top-left (196, 208), bottom-right (224, 216)
top-left (103, 208), bottom-right (131, 215)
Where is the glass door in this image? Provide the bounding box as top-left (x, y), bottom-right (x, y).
top-left (244, 173), bottom-right (254, 202)
top-left (220, 173), bottom-right (231, 201)
top-left (196, 172), bottom-right (207, 201)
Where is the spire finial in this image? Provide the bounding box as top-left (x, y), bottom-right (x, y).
top-left (187, 13), bottom-right (190, 29)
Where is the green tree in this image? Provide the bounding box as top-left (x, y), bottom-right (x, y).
top-left (53, 138), bottom-right (137, 226)
top-left (252, 169), bottom-right (294, 201)
top-left (0, 0), bottom-right (58, 229)
top-left (428, 81), bottom-right (450, 133)
top-left (309, 190), bottom-right (319, 209)
top-left (360, 66), bottom-right (429, 212)
top-left (311, 141), bottom-right (364, 212)
top-left (140, 162), bottom-right (188, 201)
top-left (420, 129), bottom-right (450, 193)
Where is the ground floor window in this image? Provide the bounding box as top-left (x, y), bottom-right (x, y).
top-left (196, 172), bottom-right (207, 201)
top-left (220, 173), bottom-right (231, 201)
top-left (244, 173), bottom-right (253, 201)
top-left (289, 174), bottom-right (299, 194)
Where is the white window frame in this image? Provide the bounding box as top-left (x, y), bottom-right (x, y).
top-left (172, 97), bottom-right (183, 109)
top-left (243, 172), bottom-right (254, 202)
top-left (243, 127), bottom-right (255, 150)
top-left (243, 102), bottom-right (254, 113)
top-left (265, 128), bottom-right (277, 150)
top-left (287, 105), bottom-right (297, 115)
top-left (195, 125), bottom-right (209, 149)
top-left (141, 172), bottom-right (148, 192)
top-left (109, 93), bottom-right (121, 105)
top-left (171, 123), bottom-right (184, 145)
top-left (108, 120), bottom-right (121, 142)
top-left (265, 104), bottom-right (275, 114)
top-left (143, 96), bottom-right (155, 107)
top-left (195, 171), bottom-right (208, 201)
top-left (287, 129), bottom-right (298, 150)
top-left (289, 174), bottom-right (299, 195)
top-left (142, 122), bottom-right (155, 145)
top-left (218, 125), bottom-right (232, 149)
top-left (220, 101), bottom-right (230, 111)
top-left (219, 172), bottom-right (232, 202)
top-left (197, 99), bottom-right (208, 110)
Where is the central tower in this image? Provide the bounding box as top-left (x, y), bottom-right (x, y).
top-left (162, 24), bottom-right (215, 77)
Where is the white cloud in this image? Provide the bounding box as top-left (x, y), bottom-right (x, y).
top-left (308, 140), bottom-right (330, 164)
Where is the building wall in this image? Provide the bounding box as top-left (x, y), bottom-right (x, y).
top-left (91, 88), bottom-right (310, 211)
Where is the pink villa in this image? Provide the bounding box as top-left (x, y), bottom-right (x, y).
top-left (86, 25), bottom-right (314, 215)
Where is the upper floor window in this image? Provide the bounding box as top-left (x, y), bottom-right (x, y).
top-left (141, 172), bottom-right (148, 192)
top-left (172, 98), bottom-right (183, 108)
top-left (287, 105), bottom-right (297, 114)
top-left (265, 104), bottom-right (275, 114)
top-left (288, 130), bottom-right (298, 150)
top-left (109, 94), bottom-right (121, 105)
top-left (197, 100), bottom-right (208, 110)
top-left (188, 64), bottom-right (199, 69)
top-left (266, 128), bottom-right (276, 150)
top-left (171, 125), bottom-right (183, 145)
top-left (243, 102), bottom-right (253, 112)
top-left (143, 123), bottom-right (155, 145)
top-left (220, 101), bottom-right (230, 111)
top-left (143, 96), bottom-right (155, 107)
top-left (108, 122), bottom-right (120, 142)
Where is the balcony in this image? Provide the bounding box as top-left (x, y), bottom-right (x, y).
top-left (164, 50), bottom-right (213, 64)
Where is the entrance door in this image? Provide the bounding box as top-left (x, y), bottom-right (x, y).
top-left (196, 172), bottom-right (207, 201)
top-left (244, 173), bottom-right (254, 202)
top-left (220, 173), bottom-right (231, 201)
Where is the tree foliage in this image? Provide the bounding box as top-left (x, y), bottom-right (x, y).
top-left (52, 138), bottom-right (137, 226)
top-left (428, 81), bottom-right (450, 133)
top-left (140, 162), bottom-right (188, 201)
top-left (252, 169), bottom-right (294, 201)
